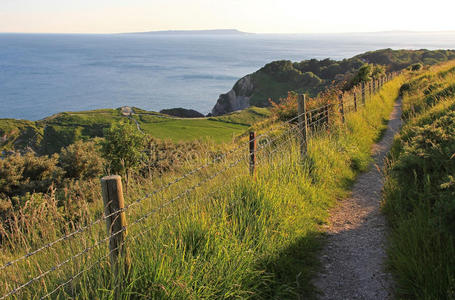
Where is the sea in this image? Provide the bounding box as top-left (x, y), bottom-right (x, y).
top-left (1, 31), bottom-right (455, 120)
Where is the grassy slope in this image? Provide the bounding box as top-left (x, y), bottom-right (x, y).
top-left (0, 76), bottom-right (403, 299)
top-left (383, 62), bottom-right (455, 299)
top-left (0, 107), bottom-right (270, 154)
top-left (244, 49), bottom-right (455, 107)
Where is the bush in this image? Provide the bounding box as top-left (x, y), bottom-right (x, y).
top-left (409, 63), bottom-right (423, 71)
top-left (100, 121), bottom-right (145, 182)
top-left (399, 83), bottom-right (412, 96)
top-left (0, 152), bottom-right (63, 197)
top-left (59, 140), bottom-right (105, 180)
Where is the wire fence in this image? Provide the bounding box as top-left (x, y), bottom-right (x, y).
top-left (0, 72), bottom-right (399, 299)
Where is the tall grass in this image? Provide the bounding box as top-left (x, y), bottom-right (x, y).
top-left (0, 77), bottom-right (403, 299)
top-left (383, 62), bottom-right (455, 299)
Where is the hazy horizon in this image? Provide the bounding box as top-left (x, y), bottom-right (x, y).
top-left (2, 0), bottom-right (455, 34)
top-left (2, 29), bottom-right (455, 35)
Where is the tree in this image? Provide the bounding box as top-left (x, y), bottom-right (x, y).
top-left (348, 63), bottom-right (386, 89)
top-left (100, 121), bottom-right (145, 188)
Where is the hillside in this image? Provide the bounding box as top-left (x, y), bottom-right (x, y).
top-left (0, 107), bottom-right (271, 155)
top-left (383, 62), bottom-right (455, 298)
top-left (211, 49), bottom-right (455, 115)
top-left (0, 63), bottom-right (405, 299)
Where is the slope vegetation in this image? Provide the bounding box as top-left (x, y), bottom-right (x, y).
top-left (383, 62), bottom-right (455, 299)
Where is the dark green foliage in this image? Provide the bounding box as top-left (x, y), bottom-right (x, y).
top-left (159, 108), bottom-right (205, 118)
top-left (59, 140), bottom-right (105, 180)
top-left (409, 63), bottom-right (423, 71)
top-left (399, 83), bottom-right (412, 96)
top-left (245, 49), bottom-right (453, 108)
top-left (348, 63), bottom-right (386, 88)
top-left (100, 120), bottom-right (145, 177)
top-left (0, 152), bottom-right (63, 197)
top-left (357, 48), bottom-right (455, 71)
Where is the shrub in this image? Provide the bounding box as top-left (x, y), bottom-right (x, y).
top-left (0, 152), bottom-right (63, 197)
top-left (399, 83), bottom-right (412, 96)
top-left (409, 63), bottom-right (423, 71)
top-left (59, 140), bottom-right (105, 180)
top-left (100, 121), bottom-right (145, 184)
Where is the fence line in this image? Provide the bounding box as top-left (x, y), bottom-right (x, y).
top-left (0, 71), bottom-right (399, 299)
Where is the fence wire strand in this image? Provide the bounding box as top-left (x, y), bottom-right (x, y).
top-left (0, 74), bottom-right (397, 299)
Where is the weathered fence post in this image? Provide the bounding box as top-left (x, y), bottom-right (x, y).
top-left (101, 175), bottom-right (130, 278)
top-left (353, 91), bottom-right (358, 112)
top-left (361, 82), bottom-right (366, 105)
top-left (325, 104), bottom-right (330, 129)
top-left (249, 131), bottom-right (256, 176)
top-left (368, 81), bottom-right (372, 97)
top-left (338, 93), bottom-right (345, 124)
top-left (298, 94), bottom-right (308, 160)
top-left (373, 79), bottom-right (376, 93)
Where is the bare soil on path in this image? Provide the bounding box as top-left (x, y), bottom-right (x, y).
top-left (313, 99), bottom-right (402, 300)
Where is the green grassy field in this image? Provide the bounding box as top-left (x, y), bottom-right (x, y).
top-left (0, 107), bottom-right (270, 154)
top-left (0, 75), bottom-right (404, 299)
top-left (383, 62), bottom-right (455, 299)
top-left (138, 118), bottom-right (247, 143)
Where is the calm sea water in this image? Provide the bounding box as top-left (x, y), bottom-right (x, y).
top-left (1, 32), bottom-right (455, 120)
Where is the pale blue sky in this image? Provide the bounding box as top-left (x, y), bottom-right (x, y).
top-left (1, 0), bottom-right (455, 34)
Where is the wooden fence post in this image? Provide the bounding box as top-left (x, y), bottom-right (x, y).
top-left (353, 91), bottom-right (358, 112)
top-left (249, 131), bottom-right (256, 176)
top-left (338, 93), bottom-right (345, 123)
top-left (101, 175), bottom-right (130, 278)
top-left (298, 94), bottom-right (308, 160)
top-left (325, 104), bottom-right (330, 130)
top-left (361, 82), bottom-right (366, 105)
top-left (373, 79), bottom-right (376, 93)
top-left (368, 81), bottom-right (372, 97)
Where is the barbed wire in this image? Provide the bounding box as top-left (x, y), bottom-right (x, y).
top-left (0, 74), bottom-right (395, 299)
top-left (0, 144), bottom-right (251, 299)
top-left (0, 97), bottom-right (332, 274)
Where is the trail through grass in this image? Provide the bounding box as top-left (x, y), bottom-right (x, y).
top-left (0, 77), bottom-right (403, 299)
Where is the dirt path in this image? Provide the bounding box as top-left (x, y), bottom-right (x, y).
top-left (313, 99), bottom-right (402, 299)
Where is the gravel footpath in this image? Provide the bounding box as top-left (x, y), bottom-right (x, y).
top-left (313, 99), bottom-right (402, 300)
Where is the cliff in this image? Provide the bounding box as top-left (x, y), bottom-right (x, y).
top-left (211, 49), bottom-right (455, 115)
top-left (211, 75), bottom-right (255, 116)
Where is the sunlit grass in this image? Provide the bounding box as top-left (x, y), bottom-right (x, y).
top-left (0, 77), bottom-right (403, 299)
top-left (383, 61), bottom-right (455, 299)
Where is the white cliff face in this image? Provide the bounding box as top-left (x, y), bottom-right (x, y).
top-left (211, 75), bottom-right (255, 116)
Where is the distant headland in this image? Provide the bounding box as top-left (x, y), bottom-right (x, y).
top-left (127, 29), bottom-right (251, 35)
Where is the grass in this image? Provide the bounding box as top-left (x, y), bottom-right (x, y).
top-left (138, 118), bottom-right (248, 143)
top-left (382, 61), bottom-right (455, 299)
top-left (0, 75), bottom-right (403, 299)
top-left (0, 107), bottom-right (270, 154)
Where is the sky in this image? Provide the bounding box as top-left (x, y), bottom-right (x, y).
top-left (1, 0), bottom-right (455, 34)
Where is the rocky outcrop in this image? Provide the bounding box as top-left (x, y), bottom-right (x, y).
top-left (160, 108), bottom-right (205, 118)
top-left (211, 75), bottom-right (255, 116)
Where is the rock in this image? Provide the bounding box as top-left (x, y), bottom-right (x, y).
top-left (211, 75), bottom-right (254, 116)
top-left (120, 106), bottom-right (134, 116)
top-left (160, 108), bottom-right (205, 118)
